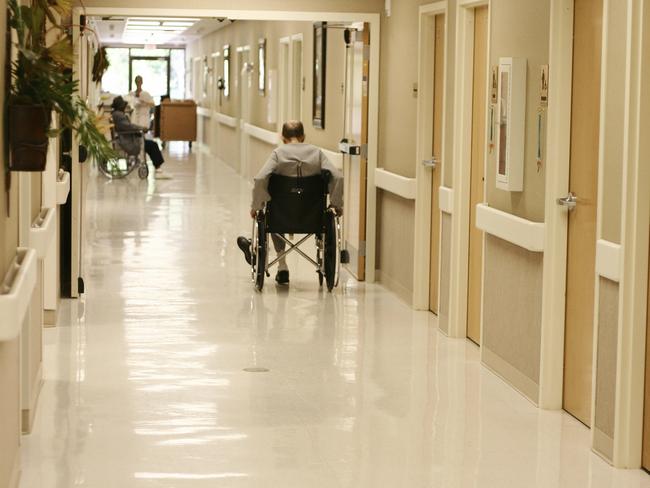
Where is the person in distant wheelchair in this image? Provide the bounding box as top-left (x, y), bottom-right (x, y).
top-left (111, 96), bottom-right (170, 180)
top-left (237, 121), bottom-right (343, 286)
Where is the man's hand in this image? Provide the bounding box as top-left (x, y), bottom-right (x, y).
top-left (250, 210), bottom-right (257, 219)
top-left (330, 206), bottom-right (343, 216)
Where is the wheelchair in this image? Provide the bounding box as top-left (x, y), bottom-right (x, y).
top-left (97, 118), bottom-right (149, 180)
top-left (250, 172), bottom-right (348, 292)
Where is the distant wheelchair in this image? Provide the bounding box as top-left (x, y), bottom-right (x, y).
top-left (250, 172), bottom-right (349, 292)
top-left (97, 118), bottom-right (149, 180)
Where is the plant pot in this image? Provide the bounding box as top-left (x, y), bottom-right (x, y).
top-left (9, 104), bottom-right (51, 172)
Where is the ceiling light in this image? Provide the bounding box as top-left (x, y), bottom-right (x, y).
top-left (129, 17), bottom-right (200, 22)
top-left (126, 26), bottom-right (184, 31)
top-left (128, 21), bottom-right (161, 26)
top-left (162, 21), bottom-right (193, 27)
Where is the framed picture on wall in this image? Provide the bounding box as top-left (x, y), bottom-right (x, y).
top-left (312, 22), bottom-right (327, 129)
top-left (258, 38), bottom-right (266, 95)
top-left (223, 44), bottom-right (231, 98)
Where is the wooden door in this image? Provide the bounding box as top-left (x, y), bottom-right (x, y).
top-left (466, 5), bottom-right (488, 345)
top-left (343, 25), bottom-right (370, 280)
top-left (428, 14), bottom-right (445, 314)
top-left (563, 0), bottom-right (602, 426)
top-left (641, 237), bottom-right (650, 470)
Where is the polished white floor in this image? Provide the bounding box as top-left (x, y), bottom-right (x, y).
top-left (20, 146), bottom-right (650, 487)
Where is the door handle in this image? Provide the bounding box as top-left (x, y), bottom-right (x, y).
top-left (557, 192), bottom-right (577, 211)
top-left (422, 157), bottom-right (438, 169)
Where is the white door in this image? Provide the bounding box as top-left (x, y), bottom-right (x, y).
top-left (343, 26), bottom-right (369, 280)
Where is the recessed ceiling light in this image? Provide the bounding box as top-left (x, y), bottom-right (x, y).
top-left (162, 21), bottom-right (193, 27)
top-left (128, 20), bottom-right (160, 26)
top-left (130, 17), bottom-right (200, 22)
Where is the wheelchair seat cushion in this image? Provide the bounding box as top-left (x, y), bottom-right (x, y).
top-left (117, 132), bottom-right (142, 156)
top-left (267, 173), bottom-right (328, 234)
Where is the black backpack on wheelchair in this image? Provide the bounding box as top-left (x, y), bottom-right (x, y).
top-left (250, 170), bottom-right (346, 291)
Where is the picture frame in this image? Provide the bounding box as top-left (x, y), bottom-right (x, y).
top-left (223, 44), bottom-right (231, 98)
top-left (312, 22), bottom-right (327, 129)
top-left (258, 38), bottom-right (266, 95)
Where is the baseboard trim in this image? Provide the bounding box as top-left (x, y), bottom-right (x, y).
top-left (482, 347), bottom-right (539, 405)
top-left (22, 364), bottom-right (43, 434)
top-left (375, 270), bottom-right (413, 306)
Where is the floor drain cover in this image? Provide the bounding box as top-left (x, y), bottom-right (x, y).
top-left (243, 367), bottom-right (270, 373)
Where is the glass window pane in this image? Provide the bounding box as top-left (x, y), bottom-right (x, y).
top-left (101, 48), bottom-right (130, 95)
top-left (130, 48), bottom-right (170, 57)
top-left (131, 59), bottom-right (169, 104)
top-left (170, 49), bottom-right (185, 99)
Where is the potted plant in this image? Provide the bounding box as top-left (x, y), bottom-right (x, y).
top-left (7, 0), bottom-right (115, 171)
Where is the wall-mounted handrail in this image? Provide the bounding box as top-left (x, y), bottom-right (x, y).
top-left (56, 170), bottom-right (70, 205)
top-left (475, 203), bottom-right (545, 252)
top-left (243, 122), bottom-right (281, 145)
top-left (0, 248), bottom-right (37, 341)
top-left (213, 111), bottom-right (238, 128)
top-left (375, 168), bottom-right (417, 200)
top-left (29, 207), bottom-right (56, 259)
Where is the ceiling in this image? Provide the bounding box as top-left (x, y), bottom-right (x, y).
top-left (90, 16), bottom-right (232, 46)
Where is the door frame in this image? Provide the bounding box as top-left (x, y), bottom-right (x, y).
top-left (277, 33), bottom-right (304, 131)
top-left (74, 7), bottom-right (380, 283)
top-left (611, 0), bottom-right (650, 468)
top-left (446, 0), bottom-right (491, 337)
top-left (413, 1), bottom-right (449, 311)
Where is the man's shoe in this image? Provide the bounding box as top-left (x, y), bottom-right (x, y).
top-left (275, 270), bottom-right (290, 285)
top-left (237, 237), bottom-right (252, 265)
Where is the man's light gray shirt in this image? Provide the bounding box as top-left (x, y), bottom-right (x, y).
top-left (251, 143), bottom-right (343, 211)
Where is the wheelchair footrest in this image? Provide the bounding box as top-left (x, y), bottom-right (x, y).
top-left (340, 250), bottom-right (350, 264)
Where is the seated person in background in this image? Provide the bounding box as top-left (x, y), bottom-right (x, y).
top-left (111, 96), bottom-right (171, 180)
top-left (237, 121), bottom-right (343, 285)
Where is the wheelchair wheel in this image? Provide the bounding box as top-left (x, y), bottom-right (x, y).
top-left (252, 213), bottom-right (267, 291)
top-left (324, 211), bottom-right (340, 292)
top-left (138, 162), bottom-right (149, 179)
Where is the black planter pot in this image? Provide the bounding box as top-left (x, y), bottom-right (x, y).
top-left (9, 104), bottom-right (51, 172)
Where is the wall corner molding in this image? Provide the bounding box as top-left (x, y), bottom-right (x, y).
top-left (439, 186), bottom-right (453, 214)
top-left (595, 239), bottom-right (621, 283)
top-left (475, 203), bottom-right (545, 252)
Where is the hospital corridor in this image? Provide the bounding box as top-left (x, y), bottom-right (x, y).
top-left (15, 148), bottom-right (650, 487)
top-left (4, 0), bottom-right (650, 487)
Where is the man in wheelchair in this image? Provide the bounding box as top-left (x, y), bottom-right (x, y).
top-left (237, 121), bottom-right (343, 288)
top-left (111, 96), bottom-right (170, 179)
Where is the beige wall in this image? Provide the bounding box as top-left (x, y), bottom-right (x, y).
top-left (189, 19), bottom-right (346, 153)
top-left (485, 0), bottom-right (550, 222)
top-left (0, 0), bottom-right (22, 484)
top-left (480, 0), bottom-right (550, 404)
top-left (593, 277), bottom-right (618, 459)
top-left (482, 235), bottom-right (544, 403)
top-left (376, 191), bottom-right (415, 304)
